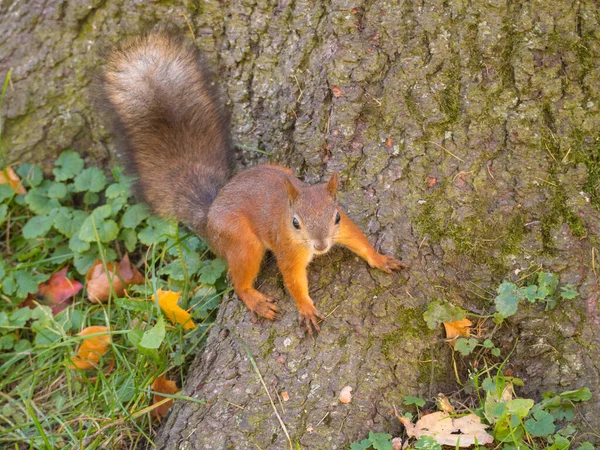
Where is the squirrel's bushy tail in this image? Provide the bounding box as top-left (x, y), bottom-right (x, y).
top-left (102, 32), bottom-right (233, 233)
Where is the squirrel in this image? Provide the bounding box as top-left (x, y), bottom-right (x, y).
top-left (101, 32), bottom-right (407, 333)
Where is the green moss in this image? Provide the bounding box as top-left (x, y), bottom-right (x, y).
top-left (439, 59), bottom-right (461, 124)
top-left (382, 307), bottom-right (432, 359)
top-left (261, 327), bottom-right (277, 357)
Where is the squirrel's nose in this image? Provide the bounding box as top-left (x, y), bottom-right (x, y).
top-left (313, 240), bottom-right (329, 252)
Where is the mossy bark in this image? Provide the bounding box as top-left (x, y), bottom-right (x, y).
top-left (2, 0), bottom-right (600, 448)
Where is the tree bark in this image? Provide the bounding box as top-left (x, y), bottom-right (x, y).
top-left (2, 0), bottom-right (600, 448)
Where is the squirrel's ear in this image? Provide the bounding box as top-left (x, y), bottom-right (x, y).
top-left (326, 172), bottom-right (338, 197)
top-left (284, 178), bottom-right (299, 203)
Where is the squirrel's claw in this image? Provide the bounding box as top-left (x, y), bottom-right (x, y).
top-left (253, 296), bottom-right (280, 321)
top-left (374, 255), bottom-right (408, 273)
top-left (299, 308), bottom-right (324, 335)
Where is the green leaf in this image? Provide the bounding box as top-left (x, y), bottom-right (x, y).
top-left (138, 217), bottom-right (175, 246)
top-left (105, 182), bottom-right (131, 199)
top-left (107, 196), bottom-right (127, 215)
top-left (115, 298), bottom-right (153, 314)
top-left (73, 252), bottom-right (97, 275)
top-left (368, 433), bottom-right (393, 450)
top-left (350, 440), bottom-right (372, 450)
top-left (517, 285), bottom-right (538, 303)
top-left (495, 282), bottom-right (519, 318)
top-left (198, 258), bottom-right (228, 285)
top-left (53, 151), bottom-right (84, 181)
top-left (0, 204), bottom-right (7, 226)
top-left (537, 272), bottom-right (559, 298)
top-left (119, 228), bottom-right (138, 253)
top-left (121, 203), bottom-right (150, 229)
top-left (414, 436), bottom-right (442, 450)
top-left (524, 409), bottom-right (555, 437)
top-left (17, 164), bottom-right (43, 187)
top-left (483, 339), bottom-right (494, 348)
top-left (9, 307), bottom-right (33, 327)
top-left (79, 205), bottom-right (119, 243)
top-left (22, 215), bottom-right (54, 239)
top-left (55, 209), bottom-right (88, 238)
top-left (73, 167), bottom-right (107, 193)
top-left (83, 191), bottom-right (100, 205)
top-left (577, 443), bottom-right (595, 450)
top-left (560, 285), bottom-right (578, 300)
top-left (403, 395), bottom-right (425, 407)
top-left (24, 190), bottom-right (60, 215)
top-left (557, 387), bottom-right (591, 402)
top-left (139, 317), bottom-right (166, 349)
top-left (482, 377), bottom-right (496, 393)
top-left (423, 300), bottom-right (467, 330)
top-left (546, 435), bottom-right (570, 450)
top-left (491, 347), bottom-right (501, 357)
top-left (69, 233), bottom-right (91, 253)
top-left (13, 271), bottom-right (49, 299)
top-left (127, 329), bottom-right (160, 361)
top-left (0, 184), bottom-right (14, 202)
top-left (455, 337), bottom-right (478, 356)
top-left (47, 182), bottom-right (67, 199)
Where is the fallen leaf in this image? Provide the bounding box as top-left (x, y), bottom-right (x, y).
top-left (69, 326), bottom-right (111, 370)
top-left (21, 267), bottom-right (83, 314)
top-left (443, 318), bottom-right (473, 343)
top-left (281, 391), bottom-right (290, 402)
top-left (392, 437), bottom-right (403, 450)
top-left (153, 290), bottom-right (196, 330)
top-left (86, 255), bottom-right (144, 303)
top-left (386, 137), bottom-right (393, 148)
top-left (339, 386), bottom-right (353, 404)
top-left (427, 176), bottom-right (438, 188)
top-left (118, 253), bottom-right (144, 285)
top-left (151, 374), bottom-right (178, 419)
top-left (0, 167), bottom-right (27, 194)
top-left (436, 393), bottom-right (455, 414)
top-left (400, 412), bottom-right (493, 447)
top-left (86, 261), bottom-right (123, 303)
top-left (331, 85), bottom-right (343, 97)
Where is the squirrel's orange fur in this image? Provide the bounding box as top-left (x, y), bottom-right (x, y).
top-left (101, 32), bottom-right (407, 333)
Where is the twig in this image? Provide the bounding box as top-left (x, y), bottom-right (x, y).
top-left (426, 140), bottom-right (465, 162)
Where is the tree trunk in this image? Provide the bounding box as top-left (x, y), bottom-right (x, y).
top-left (2, 0), bottom-right (600, 448)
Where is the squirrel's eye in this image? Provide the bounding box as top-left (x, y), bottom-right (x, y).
top-left (292, 217), bottom-right (301, 229)
top-left (335, 212), bottom-right (341, 224)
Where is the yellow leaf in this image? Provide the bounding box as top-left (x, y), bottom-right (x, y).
top-left (0, 167), bottom-right (26, 194)
top-left (69, 326), bottom-right (111, 370)
top-left (400, 412), bottom-right (493, 447)
top-left (153, 290), bottom-right (196, 330)
top-left (443, 318), bottom-right (472, 341)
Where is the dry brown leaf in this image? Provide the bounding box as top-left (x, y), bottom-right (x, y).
top-left (443, 318), bottom-right (473, 341)
top-left (151, 375), bottom-right (178, 419)
top-left (153, 289), bottom-right (195, 330)
top-left (400, 411), bottom-right (493, 447)
top-left (339, 386), bottom-right (353, 404)
top-left (281, 391), bottom-right (290, 402)
top-left (69, 326), bottom-right (111, 370)
top-left (86, 255), bottom-right (144, 303)
top-left (0, 167), bottom-right (27, 194)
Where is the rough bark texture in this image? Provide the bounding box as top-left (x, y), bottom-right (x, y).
top-left (2, 0), bottom-right (600, 448)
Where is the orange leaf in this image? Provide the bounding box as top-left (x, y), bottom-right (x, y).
top-left (331, 85), bottom-right (343, 97)
top-left (0, 167), bottom-right (26, 194)
top-left (151, 374), bottom-right (178, 419)
top-left (153, 290), bottom-right (195, 330)
top-left (69, 326), bottom-right (111, 370)
top-left (443, 318), bottom-right (472, 341)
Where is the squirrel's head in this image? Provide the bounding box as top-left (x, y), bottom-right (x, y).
top-left (284, 173), bottom-right (340, 255)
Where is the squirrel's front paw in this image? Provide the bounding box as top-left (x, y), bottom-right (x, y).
top-left (298, 304), bottom-right (324, 335)
top-left (373, 254), bottom-right (408, 273)
top-left (253, 296), bottom-right (280, 321)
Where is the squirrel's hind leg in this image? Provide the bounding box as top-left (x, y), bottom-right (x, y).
top-left (221, 221), bottom-right (280, 320)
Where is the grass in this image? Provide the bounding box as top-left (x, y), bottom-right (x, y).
top-left (0, 147), bottom-right (228, 448)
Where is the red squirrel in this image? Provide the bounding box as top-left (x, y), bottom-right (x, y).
top-left (102, 32), bottom-right (407, 333)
